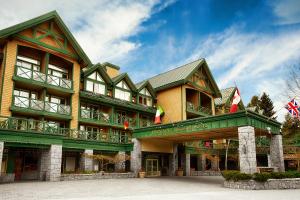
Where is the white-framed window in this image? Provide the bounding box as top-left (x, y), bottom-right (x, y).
top-left (138, 88), bottom-right (152, 106)
top-left (48, 64), bottom-right (69, 79)
top-left (16, 55), bottom-right (40, 71)
top-left (86, 71), bottom-right (106, 95)
top-left (115, 81), bottom-right (131, 101)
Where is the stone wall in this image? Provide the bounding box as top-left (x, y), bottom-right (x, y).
top-left (224, 178), bottom-right (300, 190)
top-left (61, 172), bottom-right (135, 181)
top-left (191, 171), bottom-right (221, 176)
top-left (0, 173), bottom-right (15, 183)
top-left (40, 145), bottom-right (62, 181)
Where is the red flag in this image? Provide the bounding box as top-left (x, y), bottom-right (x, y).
top-left (230, 88), bottom-right (241, 113)
top-left (124, 120), bottom-right (129, 130)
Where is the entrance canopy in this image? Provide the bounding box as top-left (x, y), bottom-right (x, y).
top-left (133, 110), bottom-right (281, 141)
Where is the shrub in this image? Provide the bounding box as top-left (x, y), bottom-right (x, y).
top-left (253, 173), bottom-right (271, 182)
top-left (221, 170), bottom-right (252, 181)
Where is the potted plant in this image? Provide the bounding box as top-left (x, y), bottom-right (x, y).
top-left (176, 168), bottom-right (184, 176)
top-left (139, 168), bottom-right (146, 178)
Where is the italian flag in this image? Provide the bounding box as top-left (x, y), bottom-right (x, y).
top-left (229, 88), bottom-right (241, 113)
top-left (154, 106), bottom-right (164, 124)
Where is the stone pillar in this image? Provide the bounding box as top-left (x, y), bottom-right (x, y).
top-left (197, 155), bottom-right (202, 171)
top-left (270, 134), bottom-right (285, 172)
top-left (267, 154), bottom-right (271, 167)
top-left (202, 154), bottom-right (206, 171)
top-left (238, 126), bottom-right (257, 174)
top-left (130, 139), bottom-right (142, 175)
top-left (80, 149), bottom-right (93, 171)
top-left (40, 144), bottom-right (62, 181)
top-left (185, 153), bottom-right (190, 176)
top-left (169, 143), bottom-right (178, 176)
top-left (0, 141), bottom-right (3, 174)
top-left (115, 151), bottom-right (126, 172)
top-left (211, 156), bottom-right (219, 171)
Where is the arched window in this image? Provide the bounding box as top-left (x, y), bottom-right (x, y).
top-left (85, 71), bottom-right (106, 95)
top-left (115, 81), bottom-right (131, 101)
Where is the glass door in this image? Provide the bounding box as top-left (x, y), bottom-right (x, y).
top-left (146, 159), bottom-right (159, 177)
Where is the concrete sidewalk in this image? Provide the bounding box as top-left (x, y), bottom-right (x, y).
top-left (1, 176), bottom-right (300, 200)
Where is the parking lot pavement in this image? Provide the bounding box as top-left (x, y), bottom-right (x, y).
top-left (1, 176), bottom-right (300, 200)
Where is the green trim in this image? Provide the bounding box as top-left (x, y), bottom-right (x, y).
top-left (82, 63), bottom-right (113, 85)
top-left (154, 79), bottom-right (185, 92)
top-left (5, 142), bottom-right (50, 149)
top-left (13, 75), bottom-right (74, 94)
top-left (16, 34), bottom-right (78, 59)
top-left (135, 80), bottom-right (156, 98)
top-left (62, 138), bottom-right (133, 151)
top-left (0, 45), bottom-right (8, 112)
top-left (10, 105), bottom-right (72, 120)
top-left (102, 62), bottom-right (120, 70)
top-left (80, 91), bottom-right (156, 114)
top-left (112, 73), bottom-right (137, 92)
top-left (133, 110), bottom-right (281, 138)
top-left (0, 10), bottom-right (91, 66)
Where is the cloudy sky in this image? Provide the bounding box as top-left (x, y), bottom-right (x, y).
top-left (1, 0), bottom-right (300, 121)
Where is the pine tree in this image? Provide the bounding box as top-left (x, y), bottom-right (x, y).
top-left (247, 95), bottom-right (260, 112)
top-left (259, 92), bottom-right (276, 118)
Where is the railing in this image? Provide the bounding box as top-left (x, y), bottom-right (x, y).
top-left (13, 96), bottom-right (71, 115)
top-left (186, 102), bottom-right (212, 115)
top-left (80, 109), bottom-right (111, 124)
top-left (15, 65), bottom-right (72, 90)
top-left (114, 116), bottom-right (136, 128)
top-left (140, 119), bottom-right (154, 127)
top-left (0, 116), bottom-right (131, 144)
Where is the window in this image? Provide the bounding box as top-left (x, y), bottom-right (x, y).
top-left (48, 64), bottom-right (68, 79)
top-left (13, 89), bottom-right (37, 108)
top-left (85, 72), bottom-right (106, 95)
top-left (16, 55), bottom-right (40, 71)
top-left (115, 81), bottom-right (131, 101)
top-left (138, 88), bottom-right (153, 106)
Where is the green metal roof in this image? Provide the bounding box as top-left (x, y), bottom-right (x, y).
top-left (214, 87), bottom-right (236, 106)
top-left (0, 10), bottom-right (91, 67)
top-left (143, 59), bottom-right (221, 97)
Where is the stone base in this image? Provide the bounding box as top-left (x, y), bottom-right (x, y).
top-left (0, 174), bottom-right (15, 183)
top-left (61, 172), bottom-right (135, 181)
top-left (191, 171), bottom-right (221, 176)
top-left (224, 178), bottom-right (300, 190)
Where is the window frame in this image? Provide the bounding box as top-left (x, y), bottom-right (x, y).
top-left (114, 80), bottom-right (131, 101)
top-left (85, 71), bottom-right (106, 95)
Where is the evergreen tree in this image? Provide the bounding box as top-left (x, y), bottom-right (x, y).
top-left (247, 95), bottom-right (260, 112)
top-left (259, 92), bottom-right (276, 118)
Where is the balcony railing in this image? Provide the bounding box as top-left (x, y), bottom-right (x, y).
top-left (0, 116), bottom-right (131, 144)
top-left (114, 116), bottom-right (136, 128)
top-left (80, 109), bottom-right (111, 124)
top-left (15, 65), bottom-right (72, 90)
top-left (186, 102), bottom-right (212, 115)
top-left (140, 119), bottom-right (154, 127)
top-left (13, 96), bottom-right (71, 115)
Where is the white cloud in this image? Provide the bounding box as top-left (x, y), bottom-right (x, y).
top-left (181, 26), bottom-right (300, 121)
top-left (270, 0), bottom-right (300, 25)
top-left (0, 0), bottom-right (174, 63)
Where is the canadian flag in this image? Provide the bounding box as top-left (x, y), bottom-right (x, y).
top-left (229, 88), bottom-right (241, 113)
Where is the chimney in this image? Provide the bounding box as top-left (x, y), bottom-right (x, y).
top-left (103, 62), bottom-right (120, 78)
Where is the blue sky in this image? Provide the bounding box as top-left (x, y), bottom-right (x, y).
top-left (0, 0), bottom-right (300, 121)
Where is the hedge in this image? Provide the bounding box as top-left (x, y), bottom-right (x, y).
top-left (222, 170), bottom-right (300, 182)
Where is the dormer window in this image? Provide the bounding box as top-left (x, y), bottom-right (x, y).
top-left (86, 71), bottom-right (106, 95)
top-left (139, 88), bottom-right (152, 106)
top-left (115, 81), bottom-right (130, 101)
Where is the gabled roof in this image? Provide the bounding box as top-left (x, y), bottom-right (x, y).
top-left (214, 87), bottom-right (236, 106)
top-left (145, 59), bottom-right (221, 97)
top-left (214, 86), bottom-right (245, 109)
top-left (135, 80), bottom-right (156, 98)
top-left (112, 73), bottom-right (137, 92)
top-left (102, 62), bottom-right (120, 70)
top-left (0, 10), bottom-right (91, 67)
top-left (82, 63), bottom-right (112, 85)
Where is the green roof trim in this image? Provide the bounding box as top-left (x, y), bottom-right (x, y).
top-left (102, 62), bottom-right (120, 70)
top-left (112, 73), bottom-right (137, 92)
top-left (0, 10), bottom-right (91, 67)
top-left (135, 80), bottom-right (156, 98)
top-left (145, 59), bottom-right (221, 97)
top-left (82, 63), bottom-right (113, 85)
top-left (214, 87), bottom-right (245, 109)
